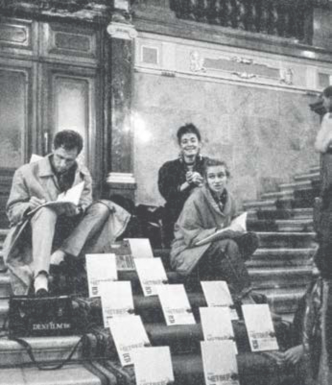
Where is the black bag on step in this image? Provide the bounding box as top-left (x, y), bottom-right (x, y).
top-left (8, 295), bottom-right (82, 338)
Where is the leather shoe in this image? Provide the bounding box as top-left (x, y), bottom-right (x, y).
top-left (35, 288), bottom-right (49, 297)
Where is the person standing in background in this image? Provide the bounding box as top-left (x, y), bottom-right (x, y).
top-left (309, 85), bottom-right (332, 384)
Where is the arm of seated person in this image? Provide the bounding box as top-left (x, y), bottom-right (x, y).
top-left (280, 345), bottom-right (304, 365)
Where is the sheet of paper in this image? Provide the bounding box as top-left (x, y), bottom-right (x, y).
top-left (126, 238), bottom-right (154, 259)
top-left (201, 340), bottom-right (239, 385)
top-left (99, 281), bottom-right (134, 327)
top-left (201, 281), bottom-right (238, 320)
top-left (242, 304), bottom-right (279, 352)
top-left (86, 254), bottom-right (117, 297)
top-left (133, 347), bottom-right (174, 385)
top-left (157, 284), bottom-right (195, 326)
top-left (229, 212), bottom-right (247, 232)
top-left (30, 154), bottom-right (43, 163)
top-left (134, 258), bottom-right (168, 296)
top-left (109, 242), bottom-right (135, 271)
top-left (108, 315), bottom-right (150, 367)
top-left (196, 213), bottom-right (247, 246)
top-left (57, 181), bottom-right (85, 205)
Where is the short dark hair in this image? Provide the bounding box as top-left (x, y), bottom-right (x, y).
top-left (323, 86), bottom-right (332, 98)
top-left (177, 123), bottom-right (201, 144)
top-left (53, 130), bottom-right (83, 154)
top-left (204, 158), bottom-right (230, 178)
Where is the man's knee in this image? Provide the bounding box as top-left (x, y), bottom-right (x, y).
top-left (31, 206), bottom-right (58, 226)
top-left (212, 239), bottom-right (239, 255)
top-left (85, 201), bottom-right (111, 220)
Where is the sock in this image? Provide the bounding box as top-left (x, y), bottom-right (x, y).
top-left (34, 272), bottom-right (48, 293)
top-left (50, 250), bottom-right (66, 265)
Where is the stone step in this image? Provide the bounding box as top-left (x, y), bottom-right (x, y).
top-left (0, 335), bottom-right (82, 367)
top-left (257, 232), bottom-right (316, 248)
top-left (0, 364), bottom-right (105, 385)
top-left (248, 248), bottom-right (314, 268)
top-left (247, 207), bottom-right (313, 220)
top-left (250, 266), bottom-right (312, 290)
top-left (263, 287), bottom-right (307, 315)
top-left (309, 165), bottom-right (320, 174)
top-left (279, 180), bottom-right (312, 192)
top-left (243, 200), bottom-right (276, 211)
top-left (260, 191), bottom-right (294, 201)
top-left (293, 171), bottom-right (320, 183)
top-left (247, 219), bottom-right (313, 232)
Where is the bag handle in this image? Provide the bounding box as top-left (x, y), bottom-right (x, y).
top-left (10, 335), bottom-right (83, 370)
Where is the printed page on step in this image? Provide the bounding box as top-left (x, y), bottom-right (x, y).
top-left (125, 238), bottom-right (154, 259)
top-left (201, 340), bottom-right (239, 385)
top-left (242, 304), bottom-right (279, 352)
top-left (134, 257), bottom-right (168, 296)
top-left (133, 346), bottom-right (174, 385)
top-left (157, 284), bottom-right (195, 326)
top-left (86, 253), bottom-right (118, 297)
top-left (201, 281), bottom-right (238, 320)
top-left (99, 281), bottom-right (135, 327)
top-left (109, 241), bottom-right (135, 271)
top-left (108, 315), bottom-right (150, 367)
top-left (199, 307), bottom-right (238, 354)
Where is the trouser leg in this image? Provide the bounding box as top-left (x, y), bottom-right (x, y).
top-left (198, 238), bottom-right (252, 297)
top-left (30, 207), bottom-right (58, 277)
top-left (60, 201), bottom-right (111, 257)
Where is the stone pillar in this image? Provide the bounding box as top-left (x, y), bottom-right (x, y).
top-left (105, 3), bottom-right (138, 202)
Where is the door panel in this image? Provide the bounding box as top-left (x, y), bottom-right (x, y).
top-left (0, 63), bottom-right (33, 227)
top-left (45, 65), bottom-right (103, 195)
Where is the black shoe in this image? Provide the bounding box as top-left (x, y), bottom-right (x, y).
top-left (35, 288), bottom-right (49, 297)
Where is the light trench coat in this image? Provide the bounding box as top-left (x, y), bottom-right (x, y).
top-left (170, 185), bottom-right (238, 276)
top-left (3, 155), bottom-right (130, 294)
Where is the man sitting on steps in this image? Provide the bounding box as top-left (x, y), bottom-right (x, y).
top-left (3, 130), bottom-right (130, 296)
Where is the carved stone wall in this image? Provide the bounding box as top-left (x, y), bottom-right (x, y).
top-left (132, 32), bottom-right (325, 207)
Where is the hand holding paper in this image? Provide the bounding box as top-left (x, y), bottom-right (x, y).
top-left (196, 212), bottom-right (247, 246)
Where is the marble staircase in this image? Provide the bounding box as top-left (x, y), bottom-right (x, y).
top-left (0, 164), bottom-right (319, 384)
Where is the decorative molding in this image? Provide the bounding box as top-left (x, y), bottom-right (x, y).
top-left (189, 50), bottom-right (205, 73)
top-left (107, 22), bottom-right (138, 40)
top-left (106, 172), bottom-right (136, 185)
top-left (279, 68), bottom-right (294, 85)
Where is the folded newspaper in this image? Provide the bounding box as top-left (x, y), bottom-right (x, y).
top-left (196, 212), bottom-right (247, 246)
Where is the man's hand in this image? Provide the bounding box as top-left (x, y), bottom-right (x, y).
top-left (29, 197), bottom-right (46, 210)
top-left (58, 202), bottom-right (79, 217)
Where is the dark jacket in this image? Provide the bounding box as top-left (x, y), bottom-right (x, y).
top-left (158, 155), bottom-right (208, 242)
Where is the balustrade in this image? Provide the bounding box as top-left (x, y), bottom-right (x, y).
top-left (170, 0), bottom-right (313, 43)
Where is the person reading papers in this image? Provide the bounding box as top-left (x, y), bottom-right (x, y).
top-left (3, 130), bottom-right (130, 296)
top-left (170, 159), bottom-right (258, 303)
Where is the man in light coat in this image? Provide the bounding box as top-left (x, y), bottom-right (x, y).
top-left (4, 130), bottom-right (130, 296)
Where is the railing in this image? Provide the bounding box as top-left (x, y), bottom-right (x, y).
top-left (170, 0), bottom-right (314, 43)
